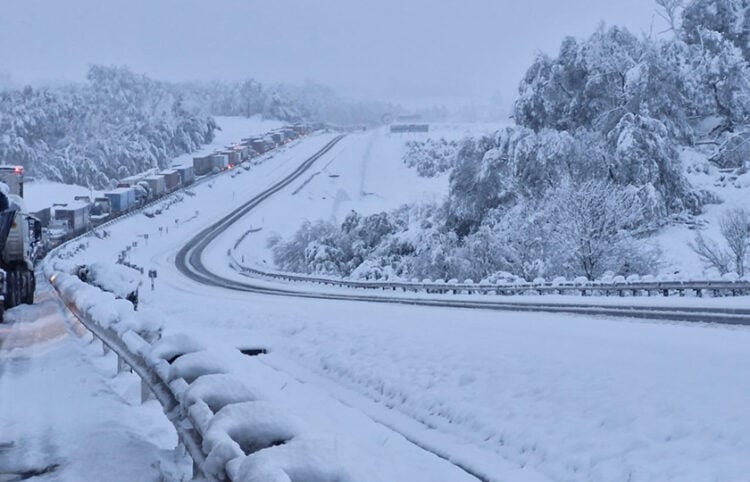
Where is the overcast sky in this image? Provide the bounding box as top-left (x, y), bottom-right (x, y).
top-left (0, 0), bottom-right (665, 105)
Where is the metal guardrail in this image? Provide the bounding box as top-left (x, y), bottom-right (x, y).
top-left (49, 273), bottom-right (214, 480)
top-left (228, 250), bottom-right (750, 299)
top-left (50, 272), bottom-right (332, 481)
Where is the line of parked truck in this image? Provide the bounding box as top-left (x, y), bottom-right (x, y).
top-left (33, 123), bottom-right (312, 249)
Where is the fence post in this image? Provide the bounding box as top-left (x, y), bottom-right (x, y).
top-left (141, 379), bottom-right (155, 403)
top-left (117, 354), bottom-right (131, 373)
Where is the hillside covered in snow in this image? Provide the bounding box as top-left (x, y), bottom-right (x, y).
top-left (272, 0), bottom-right (750, 283)
top-left (0, 66), bottom-right (394, 189)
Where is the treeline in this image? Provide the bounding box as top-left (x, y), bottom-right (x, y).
top-left (0, 66), bottom-right (396, 189)
top-left (178, 80), bottom-right (397, 126)
top-left (274, 0), bottom-right (750, 282)
top-left (0, 65), bottom-right (216, 188)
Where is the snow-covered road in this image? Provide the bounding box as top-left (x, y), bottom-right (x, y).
top-left (49, 129), bottom-right (750, 481)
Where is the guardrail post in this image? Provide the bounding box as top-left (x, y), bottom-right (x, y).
top-left (102, 339), bottom-right (110, 355)
top-left (141, 379), bottom-right (155, 403)
top-left (663, 289), bottom-right (669, 297)
top-left (695, 288), bottom-right (702, 297)
top-left (117, 354), bottom-right (131, 373)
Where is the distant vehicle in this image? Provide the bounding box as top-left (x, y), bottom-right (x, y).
top-left (390, 124), bottom-right (429, 133)
top-left (90, 197), bottom-right (112, 226)
top-left (159, 170), bottom-right (181, 193)
top-left (172, 165), bottom-right (196, 186)
top-left (194, 153), bottom-right (229, 175)
top-left (0, 165), bottom-right (25, 197)
top-left (143, 175), bottom-right (167, 199)
top-left (53, 201), bottom-right (91, 236)
top-left (104, 187), bottom-right (136, 214)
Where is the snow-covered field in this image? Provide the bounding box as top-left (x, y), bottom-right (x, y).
top-left (45, 131), bottom-right (750, 481)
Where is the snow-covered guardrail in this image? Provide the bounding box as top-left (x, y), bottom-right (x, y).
top-left (229, 250), bottom-right (750, 298)
top-left (48, 271), bottom-right (335, 481)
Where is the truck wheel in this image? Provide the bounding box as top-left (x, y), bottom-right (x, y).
top-left (23, 272), bottom-right (35, 305)
top-left (4, 271), bottom-right (20, 309)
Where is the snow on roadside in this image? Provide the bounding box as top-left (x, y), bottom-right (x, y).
top-left (49, 271), bottom-right (484, 482)
top-left (155, 290), bottom-right (750, 482)
top-left (0, 280), bottom-right (186, 482)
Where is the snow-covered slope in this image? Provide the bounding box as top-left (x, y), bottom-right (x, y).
top-left (231, 127), bottom-right (448, 266)
top-left (653, 147), bottom-right (750, 278)
top-left (231, 123), bottom-right (510, 269)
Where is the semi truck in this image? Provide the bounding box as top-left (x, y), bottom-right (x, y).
top-left (0, 166), bottom-right (43, 319)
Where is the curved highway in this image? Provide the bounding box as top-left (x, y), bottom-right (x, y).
top-left (176, 135), bottom-right (750, 326)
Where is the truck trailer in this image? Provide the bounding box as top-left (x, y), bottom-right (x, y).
top-left (173, 165), bottom-right (196, 186)
top-left (159, 169), bottom-right (181, 192)
top-left (104, 187), bottom-right (136, 214)
top-left (193, 154), bottom-right (215, 176)
top-left (143, 175), bottom-right (167, 199)
top-left (53, 201), bottom-right (91, 236)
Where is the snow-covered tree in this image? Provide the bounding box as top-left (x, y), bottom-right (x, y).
top-left (691, 207), bottom-right (750, 275)
top-left (548, 180), bottom-right (653, 280)
top-left (0, 65), bottom-right (216, 188)
top-left (682, 0), bottom-right (750, 60)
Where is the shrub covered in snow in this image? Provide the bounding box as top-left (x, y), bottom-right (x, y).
top-left (402, 138), bottom-right (459, 177)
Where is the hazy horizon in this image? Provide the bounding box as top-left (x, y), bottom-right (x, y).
top-left (1, 0), bottom-right (667, 108)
